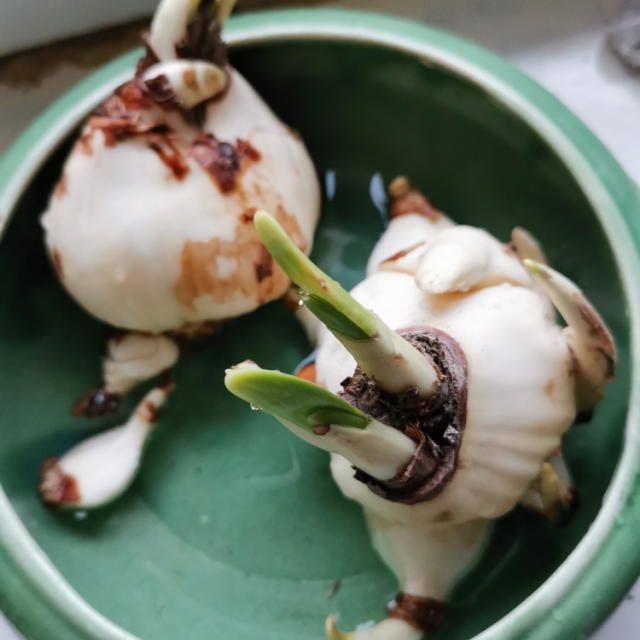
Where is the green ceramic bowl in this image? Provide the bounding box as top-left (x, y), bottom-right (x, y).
top-left (1, 8), bottom-right (640, 640)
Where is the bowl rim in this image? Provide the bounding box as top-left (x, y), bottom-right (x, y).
top-left (1, 8), bottom-right (640, 640)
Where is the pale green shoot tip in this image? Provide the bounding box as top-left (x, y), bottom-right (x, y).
top-left (254, 211), bottom-right (376, 340)
top-left (224, 362), bottom-right (370, 432)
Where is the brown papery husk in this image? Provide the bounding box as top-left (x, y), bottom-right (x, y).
top-left (339, 327), bottom-right (467, 505)
top-left (387, 592), bottom-right (448, 634)
top-left (71, 385), bottom-right (122, 418)
top-left (91, 4), bottom-right (232, 141)
top-left (174, 1), bottom-right (228, 68)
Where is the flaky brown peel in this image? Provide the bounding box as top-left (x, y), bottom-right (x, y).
top-left (341, 328), bottom-right (467, 504)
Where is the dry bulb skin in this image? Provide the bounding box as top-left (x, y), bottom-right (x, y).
top-left (40, 385), bottom-right (173, 509)
top-left (225, 187), bottom-right (615, 639)
top-left (40, 0), bottom-right (320, 412)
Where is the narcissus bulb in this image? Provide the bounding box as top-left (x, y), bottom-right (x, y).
top-left (225, 189), bottom-right (614, 639)
top-left (40, 385), bottom-right (173, 509)
top-left (41, 0), bottom-right (320, 414)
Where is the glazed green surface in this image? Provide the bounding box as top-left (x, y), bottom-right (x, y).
top-left (0, 10), bottom-right (638, 640)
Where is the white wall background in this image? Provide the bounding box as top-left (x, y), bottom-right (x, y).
top-left (0, 0), bottom-right (156, 56)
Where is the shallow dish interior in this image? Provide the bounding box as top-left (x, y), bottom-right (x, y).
top-left (0, 39), bottom-right (629, 640)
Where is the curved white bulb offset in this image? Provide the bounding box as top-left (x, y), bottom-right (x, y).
top-left (524, 260), bottom-right (615, 413)
top-left (39, 385), bottom-right (173, 509)
top-left (366, 176), bottom-right (453, 277)
top-left (524, 260), bottom-right (615, 387)
top-left (142, 60), bottom-right (227, 107)
top-left (104, 332), bottom-right (179, 395)
top-left (414, 225), bottom-right (532, 294)
top-left (367, 214), bottom-right (454, 277)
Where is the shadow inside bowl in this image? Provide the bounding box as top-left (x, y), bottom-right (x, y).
top-left (0, 39), bottom-right (630, 640)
